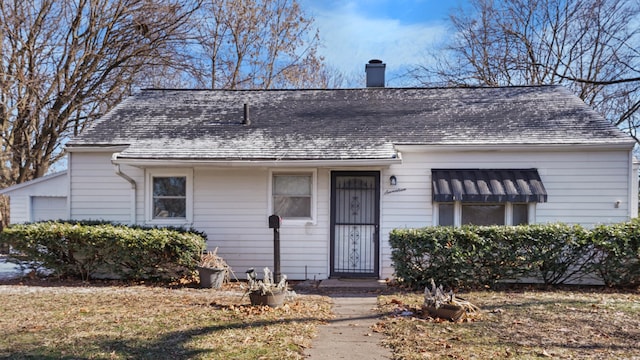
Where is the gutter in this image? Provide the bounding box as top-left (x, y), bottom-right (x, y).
top-left (109, 155), bottom-right (403, 168)
top-left (395, 143), bottom-right (636, 152)
top-left (112, 153), bottom-right (136, 224)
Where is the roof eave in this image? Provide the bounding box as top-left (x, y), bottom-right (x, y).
top-left (66, 144), bottom-right (130, 153)
top-left (0, 170), bottom-right (68, 195)
top-left (395, 142), bottom-right (636, 152)
top-left (110, 154), bottom-right (403, 168)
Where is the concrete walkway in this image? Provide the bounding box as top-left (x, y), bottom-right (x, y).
top-left (297, 279), bottom-right (393, 359)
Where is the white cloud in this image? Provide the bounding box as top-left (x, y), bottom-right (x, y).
top-left (307, 2), bottom-right (449, 86)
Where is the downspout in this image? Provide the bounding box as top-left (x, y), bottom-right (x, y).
top-left (629, 151), bottom-right (639, 219)
top-left (112, 153), bottom-right (137, 224)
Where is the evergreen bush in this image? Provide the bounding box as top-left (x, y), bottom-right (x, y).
top-left (591, 219), bottom-right (640, 287)
top-left (0, 221), bottom-right (206, 281)
top-left (390, 220), bottom-right (640, 290)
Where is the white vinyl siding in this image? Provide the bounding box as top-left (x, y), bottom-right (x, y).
top-left (69, 152), bottom-right (142, 224)
top-left (192, 168), bottom-right (327, 280)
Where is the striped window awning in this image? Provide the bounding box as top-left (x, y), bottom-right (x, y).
top-left (432, 169), bottom-right (548, 203)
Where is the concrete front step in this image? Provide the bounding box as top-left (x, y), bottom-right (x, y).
top-left (294, 278), bottom-right (392, 293)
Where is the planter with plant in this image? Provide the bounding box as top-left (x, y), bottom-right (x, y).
top-left (245, 267), bottom-right (288, 307)
top-left (197, 248), bottom-right (229, 289)
top-left (423, 279), bottom-right (480, 321)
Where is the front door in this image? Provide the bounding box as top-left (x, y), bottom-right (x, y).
top-left (330, 171), bottom-right (380, 278)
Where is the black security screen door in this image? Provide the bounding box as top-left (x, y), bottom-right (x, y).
top-left (331, 171), bottom-right (380, 278)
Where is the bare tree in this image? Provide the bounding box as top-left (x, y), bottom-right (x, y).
top-left (192, 0), bottom-right (325, 89)
top-left (0, 0), bottom-right (199, 190)
top-left (414, 0), bottom-right (640, 141)
top-left (0, 0), bottom-right (334, 227)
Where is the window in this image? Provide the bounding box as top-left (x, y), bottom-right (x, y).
top-left (438, 203), bottom-right (454, 226)
top-left (436, 202), bottom-right (531, 226)
top-left (462, 204), bottom-right (505, 225)
top-left (432, 168), bottom-right (545, 227)
top-left (272, 173), bottom-right (313, 219)
top-left (153, 176), bottom-right (186, 218)
top-left (512, 204), bottom-right (529, 225)
top-left (147, 170), bottom-right (192, 223)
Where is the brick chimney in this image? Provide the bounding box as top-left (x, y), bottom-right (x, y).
top-left (365, 59), bottom-right (385, 87)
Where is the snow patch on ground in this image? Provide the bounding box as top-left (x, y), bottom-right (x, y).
top-left (0, 257), bottom-right (23, 280)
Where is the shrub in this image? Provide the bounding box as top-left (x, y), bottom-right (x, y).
top-left (390, 222), bottom-right (630, 290)
top-left (0, 221), bottom-right (206, 281)
top-left (591, 219), bottom-right (640, 287)
top-left (390, 226), bottom-right (527, 289)
top-left (519, 224), bottom-right (594, 285)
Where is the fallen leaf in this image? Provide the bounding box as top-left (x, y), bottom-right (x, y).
top-left (540, 350), bottom-right (553, 357)
top-left (371, 322), bottom-right (385, 333)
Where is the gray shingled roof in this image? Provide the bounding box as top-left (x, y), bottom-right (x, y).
top-left (67, 85), bottom-right (634, 161)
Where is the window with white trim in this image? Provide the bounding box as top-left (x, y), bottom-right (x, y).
top-left (272, 172), bottom-right (314, 220)
top-left (147, 170), bottom-right (192, 223)
top-left (438, 203), bottom-right (455, 226)
top-left (512, 204), bottom-right (529, 225)
top-left (462, 204), bottom-right (505, 225)
top-left (436, 202), bottom-right (532, 226)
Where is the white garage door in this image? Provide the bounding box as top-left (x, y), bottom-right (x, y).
top-left (31, 196), bottom-right (67, 221)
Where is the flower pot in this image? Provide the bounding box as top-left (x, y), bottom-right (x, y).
top-left (197, 266), bottom-right (226, 289)
top-left (249, 290), bottom-right (285, 307)
top-left (423, 304), bottom-right (465, 321)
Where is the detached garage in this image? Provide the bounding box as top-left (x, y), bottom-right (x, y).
top-left (0, 171), bottom-right (68, 224)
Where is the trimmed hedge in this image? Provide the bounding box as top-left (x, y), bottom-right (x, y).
top-left (390, 220), bottom-right (640, 290)
top-left (0, 221), bottom-right (207, 281)
top-left (591, 221), bottom-right (640, 287)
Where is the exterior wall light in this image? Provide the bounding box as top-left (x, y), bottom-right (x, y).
top-left (390, 175), bottom-right (397, 186)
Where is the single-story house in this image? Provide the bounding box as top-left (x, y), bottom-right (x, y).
top-left (2, 61), bottom-right (638, 280)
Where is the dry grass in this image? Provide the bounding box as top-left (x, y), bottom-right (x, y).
top-left (0, 282), bottom-right (332, 360)
top-left (4, 279), bottom-right (639, 360)
top-left (376, 289), bottom-right (640, 359)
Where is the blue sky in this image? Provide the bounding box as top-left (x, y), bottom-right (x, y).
top-left (299, 0), bottom-right (468, 86)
